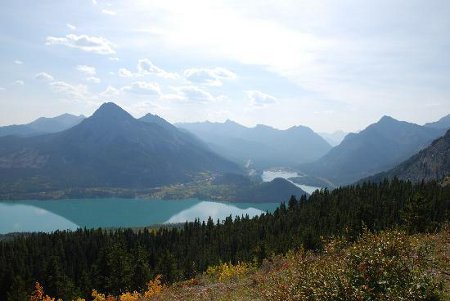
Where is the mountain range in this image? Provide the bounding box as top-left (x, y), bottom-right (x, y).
top-left (365, 129), bottom-right (450, 183)
top-left (0, 105), bottom-right (448, 196)
top-left (0, 103), bottom-right (241, 195)
top-left (177, 120), bottom-right (332, 168)
top-left (0, 113), bottom-right (85, 137)
top-left (299, 116), bottom-right (447, 186)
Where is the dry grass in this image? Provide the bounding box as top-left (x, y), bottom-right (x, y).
top-left (152, 228), bottom-right (450, 301)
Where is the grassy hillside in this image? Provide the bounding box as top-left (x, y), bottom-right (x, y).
top-left (155, 228), bottom-right (450, 301)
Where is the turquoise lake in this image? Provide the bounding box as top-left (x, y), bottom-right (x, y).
top-left (0, 199), bottom-right (279, 234)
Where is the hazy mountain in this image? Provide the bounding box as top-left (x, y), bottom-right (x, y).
top-left (299, 116), bottom-right (445, 186)
top-left (319, 130), bottom-right (348, 146)
top-left (0, 103), bottom-right (241, 194)
top-left (365, 130), bottom-right (450, 183)
top-left (0, 113), bottom-right (85, 137)
top-left (177, 120), bottom-right (332, 168)
top-left (424, 114), bottom-right (450, 129)
top-left (139, 113), bottom-right (176, 130)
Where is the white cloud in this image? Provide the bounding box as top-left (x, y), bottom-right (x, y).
top-left (67, 23), bottom-right (76, 31)
top-left (122, 81), bottom-right (161, 96)
top-left (50, 81), bottom-right (88, 100)
top-left (100, 85), bottom-right (120, 99)
top-left (118, 68), bottom-right (133, 77)
top-left (175, 86), bottom-right (215, 103)
top-left (75, 66), bottom-right (100, 84)
top-left (13, 80), bottom-right (24, 86)
top-left (46, 34), bottom-right (115, 55)
top-left (137, 59), bottom-right (177, 79)
top-left (14, 60), bottom-right (23, 65)
top-left (101, 9), bottom-right (117, 16)
top-left (34, 72), bottom-right (54, 81)
top-left (246, 90), bottom-right (277, 107)
top-left (184, 67), bottom-right (236, 86)
top-left (0, 87), bottom-right (5, 91)
top-left (116, 59), bottom-right (177, 79)
top-left (109, 57), bottom-right (120, 61)
top-left (86, 76), bottom-right (101, 83)
top-left (76, 65), bottom-right (96, 76)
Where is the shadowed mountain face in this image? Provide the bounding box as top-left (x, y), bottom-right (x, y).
top-left (0, 103), bottom-right (241, 194)
top-left (176, 120), bottom-right (332, 168)
top-left (299, 116), bottom-right (446, 186)
top-left (0, 113), bottom-right (85, 137)
top-left (365, 130), bottom-right (450, 183)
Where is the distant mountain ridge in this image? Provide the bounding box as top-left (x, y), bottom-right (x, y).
top-left (177, 120), bottom-right (332, 168)
top-left (424, 114), bottom-right (450, 129)
top-left (364, 130), bottom-right (450, 183)
top-left (0, 102), bottom-right (241, 195)
top-left (299, 116), bottom-right (446, 186)
top-left (0, 113), bottom-right (85, 137)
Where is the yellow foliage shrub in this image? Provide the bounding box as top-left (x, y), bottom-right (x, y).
top-left (143, 274), bottom-right (163, 299)
top-left (91, 290), bottom-right (107, 301)
top-left (29, 282), bottom-right (59, 301)
top-left (205, 261), bottom-right (252, 281)
top-left (119, 291), bottom-right (140, 301)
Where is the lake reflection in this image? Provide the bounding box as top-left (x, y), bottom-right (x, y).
top-left (0, 199), bottom-right (278, 234)
top-left (165, 201), bottom-right (265, 224)
top-left (0, 203), bottom-right (78, 233)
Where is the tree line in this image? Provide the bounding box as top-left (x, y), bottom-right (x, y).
top-left (1, 178), bottom-right (449, 300)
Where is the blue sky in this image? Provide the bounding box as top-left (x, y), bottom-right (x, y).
top-left (0, 0), bottom-right (449, 132)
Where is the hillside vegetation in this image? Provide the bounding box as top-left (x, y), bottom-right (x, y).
top-left (1, 179), bottom-right (449, 300)
top-left (25, 228), bottom-right (450, 300)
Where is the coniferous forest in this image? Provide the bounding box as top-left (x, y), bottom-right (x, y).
top-left (0, 179), bottom-right (449, 300)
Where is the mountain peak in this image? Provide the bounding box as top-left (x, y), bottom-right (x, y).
top-left (378, 115), bottom-right (397, 123)
top-left (224, 119), bottom-right (239, 125)
top-left (139, 113), bottom-right (174, 129)
top-left (91, 102), bottom-right (134, 121)
top-left (287, 125), bottom-right (311, 132)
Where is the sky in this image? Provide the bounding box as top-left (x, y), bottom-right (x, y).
top-left (0, 0), bottom-right (449, 133)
